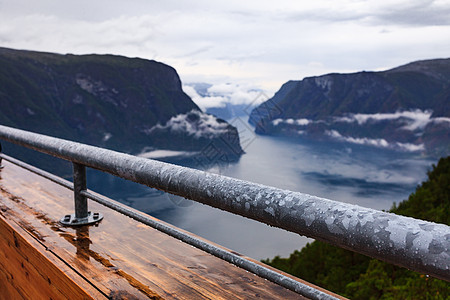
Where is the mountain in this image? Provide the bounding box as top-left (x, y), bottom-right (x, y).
top-left (0, 47), bottom-right (243, 174)
top-left (249, 58), bottom-right (450, 157)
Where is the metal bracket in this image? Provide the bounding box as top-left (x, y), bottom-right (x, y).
top-left (60, 211), bottom-right (103, 226)
top-left (60, 162), bottom-right (103, 226)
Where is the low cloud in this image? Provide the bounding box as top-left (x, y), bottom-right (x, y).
top-left (393, 142), bottom-right (425, 152)
top-left (183, 85), bottom-right (227, 109)
top-left (326, 130), bottom-right (424, 152)
top-left (148, 109), bottom-right (229, 139)
top-left (183, 82), bottom-right (263, 111)
top-left (334, 109), bottom-right (450, 131)
top-left (272, 118), bottom-right (312, 126)
top-left (327, 130), bottom-right (389, 147)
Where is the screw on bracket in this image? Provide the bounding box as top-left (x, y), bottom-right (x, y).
top-left (60, 163), bottom-right (103, 226)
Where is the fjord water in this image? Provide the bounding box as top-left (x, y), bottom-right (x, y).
top-left (87, 118), bottom-right (435, 260)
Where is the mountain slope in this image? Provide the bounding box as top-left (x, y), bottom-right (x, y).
top-left (0, 47), bottom-right (243, 173)
top-left (249, 58), bottom-right (450, 157)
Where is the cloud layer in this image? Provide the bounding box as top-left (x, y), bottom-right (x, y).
top-left (1, 0), bottom-right (449, 92)
top-left (335, 110), bottom-right (450, 131)
top-left (269, 109), bottom-right (450, 152)
top-left (325, 130), bottom-right (425, 152)
top-left (148, 110), bottom-right (230, 139)
top-left (183, 83), bottom-right (265, 110)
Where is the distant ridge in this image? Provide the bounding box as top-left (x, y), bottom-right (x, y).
top-left (387, 58), bottom-right (450, 82)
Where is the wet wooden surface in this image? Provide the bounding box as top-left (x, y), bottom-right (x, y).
top-left (0, 160), bottom-right (343, 299)
top-left (0, 211), bottom-right (95, 299)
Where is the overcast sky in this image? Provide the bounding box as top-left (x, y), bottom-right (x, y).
top-left (1, 0), bottom-right (449, 94)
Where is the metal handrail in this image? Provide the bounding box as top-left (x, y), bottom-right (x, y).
top-left (1, 154), bottom-right (332, 299)
top-left (0, 125), bottom-right (449, 286)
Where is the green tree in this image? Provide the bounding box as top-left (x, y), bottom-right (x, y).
top-left (391, 156), bottom-right (450, 224)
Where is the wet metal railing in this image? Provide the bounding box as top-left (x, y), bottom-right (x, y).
top-left (0, 125), bottom-right (449, 296)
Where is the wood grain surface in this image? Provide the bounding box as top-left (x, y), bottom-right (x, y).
top-left (0, 159), bottom-right (344, 299)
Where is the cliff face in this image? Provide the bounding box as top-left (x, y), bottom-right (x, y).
top-left (249, 58), bottom-right (450, 157)
top-left (0, 47), bottom-right (243, 173)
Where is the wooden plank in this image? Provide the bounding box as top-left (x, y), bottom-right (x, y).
top-left (0, 159), bottom-right (344, 299)
top-left (0, 165), bottom-right (155, 299)
top-left (0, 213), bottom-right (95, 299)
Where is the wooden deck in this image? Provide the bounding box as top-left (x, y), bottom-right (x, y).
top-left (0, 160), bottom-right (343, 299)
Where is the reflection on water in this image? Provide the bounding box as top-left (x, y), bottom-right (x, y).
top-left (86, 121), bottom-right (435, 260)
top-left (301, 171), bottom-right (415, 197)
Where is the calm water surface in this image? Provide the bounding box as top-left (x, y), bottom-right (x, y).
top-left (87, 119), bottom-right (435, 260)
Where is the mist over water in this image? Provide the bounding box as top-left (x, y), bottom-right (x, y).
top-left (86, 119), bottom-right (435, 260)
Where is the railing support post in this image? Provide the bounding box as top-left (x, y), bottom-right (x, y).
top-left (60, 162), bottom-right (103, 226)
top-left (73, 162), bottom-right (88, 219)
top-left (0, 142), bottom-right (4, 169)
